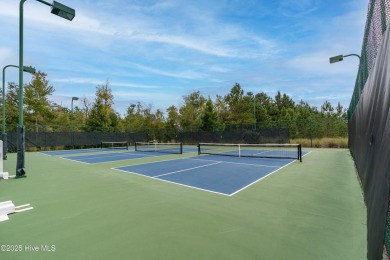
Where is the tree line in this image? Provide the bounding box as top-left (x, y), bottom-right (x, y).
top-left (1, 72), bottom-right (347, 138)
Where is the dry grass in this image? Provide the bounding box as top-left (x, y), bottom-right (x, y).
top-left (292, 137), bottom-right (348, 148)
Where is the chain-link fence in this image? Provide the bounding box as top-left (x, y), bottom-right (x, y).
top-left (1, 117), bottom-right (347, 151)
top-left (348, 1), bottom-right (390, 259)
top-left (348, 0), bottom-right (390, 119)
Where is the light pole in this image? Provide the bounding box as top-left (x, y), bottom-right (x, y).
top-left (2, 65), bottom-right (36, 160)
top-left (71, 97), bottom-right (79, 130)
top-left (329, 54), bottom-right (361, 63)
top-left (71, 97), bottom-right (79, 149)
top-left (17, 0), bottom-right (75, 178)
top-left (128, 104), bottom-right (136, 130)
top-left (247, 92), bottom-right (256, 130)
top-left (191, 101), bottom-right (199, 132)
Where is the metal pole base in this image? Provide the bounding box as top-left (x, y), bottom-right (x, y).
top-left (2, 133), bottom-right (7, 160)
top-left (16, 125), bottom-right (26, 178)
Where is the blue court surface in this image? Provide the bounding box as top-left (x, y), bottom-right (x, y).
top-left (113, 155), bottom-right (299, 196)
top-left (63, 151), bottom-right (163, 164)
top-left (41, 148), bottom-right (123, 156)
top-left (45, 147), bottom-right (198, 159)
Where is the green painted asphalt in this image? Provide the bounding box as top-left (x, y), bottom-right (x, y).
top-left (0, 148), bottom-right (366, 259)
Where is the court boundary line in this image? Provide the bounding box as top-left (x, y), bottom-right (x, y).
top-left (112, 156), bottom-right (299, 196)
top-left (252, 150), bottom-right (271, 156)
top-left (110, 157), bottom-right (194, 168)
top-left (73, 152), bottom-right (157, 159)
top-left (229, 159), bottom-right (298, 196)
top-left (229, 150), bottom-right (312, 195)
top-left (113, 168), bottom-right (230, 196)
top-left (60, 157), bottom-right (92, 165)
top-left (154, 162), bottom-right (222, 178)
top-left (40, 148), bottom-right (106, 156)
top-left (60, 152), bottom-right (163, 164)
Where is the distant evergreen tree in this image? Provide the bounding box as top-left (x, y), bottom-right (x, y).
top-left (24, 72), bottom-right (55, 131)
top-left (86, 81), bottom-right (119, 131)
top-left (200, 98), bottom-right (218, 131)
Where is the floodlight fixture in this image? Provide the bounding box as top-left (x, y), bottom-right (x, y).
top-left (35, 0), bottom-right (75, 20)
top-left (22, 65), bottom-right (36, 74)
top-left (329, 54), bottom-right (361, 64)
top-left (329, 55), bottom-right (344, 64)
top-left (51, 1), bottom-right (75, 20)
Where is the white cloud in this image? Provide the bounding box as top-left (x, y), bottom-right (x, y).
top-left (52, 78), bottom-right (161, 89)
top-left (0, 1), bottom-right (113, 35)
top-left (0, 48), bottom-right (13, 64)
top-left (127, 63), bottom-right (206, 80)
top-left (284, 51), bottom-right (360, 75)
top-left (0, 0), bottom-right (369, 115)
top-left (280, 5), bottom-right (366, 80)
top-left (277, 0), bottom-right (320, 18)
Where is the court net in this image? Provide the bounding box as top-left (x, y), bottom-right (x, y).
top-left (198, 143), bottom-right (302, 162)
top-left (135, 142), bottom-right (183, 154)
top-left (101, 141), bottom-right (129, 150)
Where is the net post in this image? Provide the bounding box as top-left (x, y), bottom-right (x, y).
top-left (180, 143), bottom-right (183, 154)
top-left (126, 141), bottom-right (129, 150)
top-left (298, 144), bottom-right (302, 162)
top-left (197, 143), bottom-right (200, 155)
top-left (100, 141), bottom-right (103, 149)
top-left (135, 142), bottom-right (138, 151)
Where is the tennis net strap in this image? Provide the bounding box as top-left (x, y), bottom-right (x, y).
top-left (198, 143), bottom-right (302, 162)
top-left (135, 142), bottom-right (183, 154)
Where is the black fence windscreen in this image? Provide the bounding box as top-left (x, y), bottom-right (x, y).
top-left (6, 132), bottom-right (149, 150)
top-left (349, 6), bottom-right (390, 259)
top-left (177, 128), bottom-right (290, 144)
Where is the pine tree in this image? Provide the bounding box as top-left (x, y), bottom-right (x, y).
top-left (200, 98), bottom-right (218, 131)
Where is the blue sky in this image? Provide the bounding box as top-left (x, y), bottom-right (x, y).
top-left (0, 0), bottom-right (367, 116)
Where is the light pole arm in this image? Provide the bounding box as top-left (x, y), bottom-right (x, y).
top-left (35, 0), bottom-right (52, 7)
top-left (343, 54), bottom-right (361, 60)
top-left (329, 53), bottom-right (361, 64)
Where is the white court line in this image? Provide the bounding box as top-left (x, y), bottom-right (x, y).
top-left (67, 152), bottom-right (155, 160)
top-left (229, 159), bottom-right (298, 196)
top-left (60, 157), bottom-right (92, 165)
top-left (40, 148), bottom-right (103, 156)
top-left (252, 150), bottom-right (271, 156)
top-left (302, 151), bottom-right (312, 157)
top-left (111, 157), bottom-right (188, 170)
top-left (112, 154), bottom-right (306, 196)
top-left (188, 157), bottom-right (280, 168)
top-left (113, 168), bottom-right (230, 196)
top-left (154, 162), bottom-right (222, 178)
top-left (60, 152), bottom-right (159, 164)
